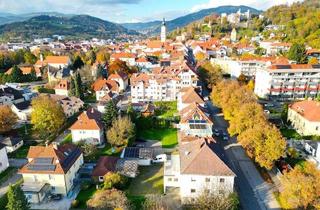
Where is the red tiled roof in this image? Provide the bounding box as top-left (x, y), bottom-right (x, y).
top-left (92, 156), bottom-right (118, 177)
top-left (55, 79), bottom-right (69, 90)
top-left (110, 52), bottom-right (136, 59)
top-left (70, 107), bottom-right (103, 130)
top-left (290, 100), bottom-right (320, 122)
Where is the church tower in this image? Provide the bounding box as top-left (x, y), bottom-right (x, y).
top-left (161, 18), bottom-right (167, 43)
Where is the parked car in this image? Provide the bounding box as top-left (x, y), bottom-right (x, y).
top-left (264, 103), bottom-right (274, 108)
top-left (153, 154), bottom-right (167, 163)
top-left (214, 129), bottom-right (220, 136)
top-left (222, 132), bottom-right (229, 141)
top-left (48, 194), bottom-right (62, 201)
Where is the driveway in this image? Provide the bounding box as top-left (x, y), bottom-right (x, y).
top-left (206, 100), bottom-right (281, 210)
top-left (163, 187), bottom-right (182, 210)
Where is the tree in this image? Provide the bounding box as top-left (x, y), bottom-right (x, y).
top-left (279, 162), bottom-right (320, 209)
top-left (72, 55), bottom-right (84, 70)
top-left (74, 72), bottom-right (84, 100)
top-left (103, 172), bottom-right (127, 190)
top-left (143, 194), bottom-right (169, 210)
top-left (87, 189), bottom-right (130, 210)
top-left (108, 59), bottom-right (132, 75)
top-left (10, 65), bottom-right (23, 83)
top-left (31, 95), bottom-right (66, 139)
top-left (237, 73), bottom-right (247, 85)
top-left (184, 190), bottom-right (239, 210)
top-left (77, 141), bottom-right (98, 161)
top-left (6, 185), bottom-right (29, 210)
top-left (195, 52), bottom-right (206, 61)
top-left (287, 43), bottom-right (307, 64)
top-left (69, 76), bottom-right (76, 96)
top-left (29, 67), bottom-right (37, 81)
top-left (23, 51), bottom-right (37, 64)
top-left (102, 101), bottom-right (118, 129)
top-left (0, 105), bottom-right (18, 133)
top-left (96, 50), bottom-right (110, 63)
top-left (198, 61), bottom-right (222, 88)
top-left (106, 116), bottom-right (135, 148)
top-left (247, 80), bottom-right (255, 91)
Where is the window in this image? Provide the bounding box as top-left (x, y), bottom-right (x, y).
top-left (191, 189), bottom-right (196, 193)
top-left (205, 178), bottom-right (210, 182)
top-left (168, 178), bottom-right (172, 181)
top-left (174, 178), bottom-right (178, 182)
top-left (220, 178), bottom-right (225, 183)
top-left (191, 177), bottom-right (196, 182)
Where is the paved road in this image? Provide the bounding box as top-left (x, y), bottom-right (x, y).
top-left (0, 171), bottom-right (22, 196)
top-left (206, 100), bottom-right (281, 210)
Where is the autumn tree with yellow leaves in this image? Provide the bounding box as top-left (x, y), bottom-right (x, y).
top-left (31, 95), bottom-right (66, 139)
top-left (0, 105), bottom-right (18, 133)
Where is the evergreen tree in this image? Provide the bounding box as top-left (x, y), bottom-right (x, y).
top-left (6, 185), bottom-right (30, 210)
top-left (288, 43), bottom-right (307, 64)
top-left (103, 101), bottom-right (118, 129)
top-left (69, 76), bottom-right (76, 96)
top-left (29, 67), bottom-right (37, 81)
top-left (72, 55), bottom-right (84, 70)
top-left (74, 72), bottom-right (84, 100)
top-left (10, 65), bottom-right (23, 83)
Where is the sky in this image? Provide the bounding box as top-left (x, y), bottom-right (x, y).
top-left (0, 0), bottom-right (301, 23)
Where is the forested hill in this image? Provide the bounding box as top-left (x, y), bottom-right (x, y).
top-left (0, 15), bottom-right (140, 41)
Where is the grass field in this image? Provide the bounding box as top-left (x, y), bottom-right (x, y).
top-left (138, 128), bottom-right (178, 148)
top-left (74, 185), bottom-right (97, 209)
top-left (128, 165), bottom-right (164, 196)
top-left (154, 101), bottom-right (178, 119)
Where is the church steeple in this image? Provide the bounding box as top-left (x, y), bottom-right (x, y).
top-left (161, 18), bottom-right (167, 43)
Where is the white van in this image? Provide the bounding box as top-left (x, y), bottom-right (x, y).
top-left (153, 154), bottom-right (167, 163)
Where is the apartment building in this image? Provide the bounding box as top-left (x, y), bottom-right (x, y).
top-left (130, 62), bottom-right (200, 103)
top-left (254, 64), bottom-right (320, 100)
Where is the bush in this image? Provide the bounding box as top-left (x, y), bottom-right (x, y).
top-left (81, 181), bottom-right (92, 190)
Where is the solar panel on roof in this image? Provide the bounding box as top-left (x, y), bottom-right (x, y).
top-left (34, 158), bottom-right (53, 164)
top-left (27, 164), bottom-right (56, 171)
top-left (312, 65), bottom-right (320, 69)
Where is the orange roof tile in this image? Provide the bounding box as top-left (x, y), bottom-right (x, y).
top-left (290, 100), bottom-right (320, 122)
top-left (69, 108), bottom-right (103, 130)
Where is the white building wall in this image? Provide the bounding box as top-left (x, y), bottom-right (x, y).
top-left (71, 129), bottom-right (104, 145)
top-left (288, 108), bottom-right (320, 136)
top-left (0, 147), bottom-right (9, 173)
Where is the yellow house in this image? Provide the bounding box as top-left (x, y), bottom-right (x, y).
top-left (19, 143), bottom-right (83, 204)
top-left (288, 100), bottom-right (320, 136)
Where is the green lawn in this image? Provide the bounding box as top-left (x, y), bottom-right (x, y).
top-left (128, 165), bottom-right (164, 196)
top-left (61, 133), bottom-right (72, 144)
top-left (138, 128), bottom-right (178, 148)
top-left (280, 128), bottom-right (302, 139)
top-left (74, 185), bottom-right (97, 209)
top-left (154, 101), bottom-right (178, 119)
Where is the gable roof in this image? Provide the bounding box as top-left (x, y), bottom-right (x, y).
top-left (45, 56), bottom-right (70, 64)
top-left (69, 107), bottom-right (103, 130)
top-left (92, 156), bottom-right (118, 177)
top-left (290, 100), bottom-right (320, 122)
top-left (55, 79), bottom-right (70, 90)
top-left (181, 87), bottom-right (204, 104)
top-left (108, 71), bottom-right (128, 81)
top-left (180, 138), bottom-right (235, 176)
top-left (19, 143), bottom-right (82, 175)
top-left (180, 103), bottom-right (212, 124)
top-left (92, 78), bottom-right (119, 92)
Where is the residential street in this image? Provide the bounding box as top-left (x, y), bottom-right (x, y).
top-left (0, 172), bottom-right (22, 196)
top-left (206, 100), bottom-right (281, 210)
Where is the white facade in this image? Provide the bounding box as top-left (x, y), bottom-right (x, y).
top-left (71, 129), bottom-right (104, 145)
top-left (54, 89), bottom-right (69, 97)
top-left (288, 107), bottom-right (320, 136)
top-left (161, 18), bottom-right (167, 43)
top-left (0, 146), bottom-right (9, 173)
top-left (254, 65), bottom-right (320, 100)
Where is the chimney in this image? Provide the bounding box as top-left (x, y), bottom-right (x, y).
top-left (91, 108), bottom-right (94, 113)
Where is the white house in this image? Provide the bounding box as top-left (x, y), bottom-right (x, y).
top-left (19, 143), bottom-right (83, 204)
top-left (11, 101), bottom-right (31, 121)
top-left (70, 108), bottom-right (104, 145)
top-left (54, 79), bottom-right (70, 97)
top-left (0, 143), bottom-right (9, 173)
top-left (164, 138), bottom-right (235, 203)
top-left (92, 78), bottom-right (120, 101)
top-left (0, 137), bottom-right (23, 153)
top-left (110, 52), bottom-right (136, 66)
top-left (179, 103), bottom-right (213, 137)
top-left (108, 71), bottom-right (129, 92)
top-left (0, 85), bottom-right (25, 105)
top-left (288, 100), bottom-right (320, 136)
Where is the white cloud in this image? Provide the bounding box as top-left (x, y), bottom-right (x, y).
top-left (191, 0), bottom-right (302, 13)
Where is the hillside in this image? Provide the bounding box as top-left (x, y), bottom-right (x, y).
top-left (264, 0), bottom-right (320, 48)
top-left (121, 5), bottom-right (262, 35)
top-left (0, 15), bottom-right (140, 41)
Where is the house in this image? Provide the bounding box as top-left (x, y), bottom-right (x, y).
top-left (108, 71), bottom-right (129, 91)
top-left (0, 136), bottom-right (23, 153)
top-left (179, 103), bottom-right (213, 137)
top-left (11, 101), bottom-right (31, 121)
top-left (110, 53), bottom-right (136, 66)
top-left (35, 55), bottom-right (71, 69)
top-left (92, 78), bottom-right (120, 101)
top-left (163, 137), bottom-right (235, 203)
top-left (47, 67), bottom-right (72, 83)
top-left (288, 100), bottom-right (320, 136)
top-left (254, 64), bottom-right (320, 100)
top-left (5, 66), bottom-right (41, 78)
top-left (0, 143), bottom-right (9, 173)
top-left (0, 85), bottom-right (25, 105)
top-left (120, 147), bottom-right (153, 166)
top-left (92, 156), bottom-right (138, 182)
top-left (177, 87), bottom-right (204, 111)
top-left (69, 108), bottom-right (104, 145)
top-left (54, 80), bottom-right (70, 97)
top-left (19, 143), bottom-right (83, 204)
top-left (48, 94), bottom-right (84, 118)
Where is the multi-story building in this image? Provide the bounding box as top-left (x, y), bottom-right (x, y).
top-left (19, 143), bottom-right (83, 203)
top-left (164, 138), bottom-right (235, 203)
top-left (130, 62), bottom-right (200, 103)
top-left (254, 64), bottom-right (320, 100)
